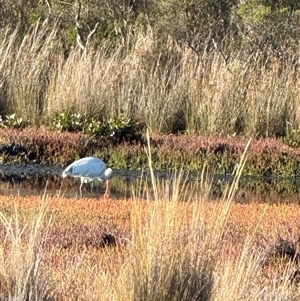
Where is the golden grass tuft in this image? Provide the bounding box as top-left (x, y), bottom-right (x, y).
top-left (0, 197), bottom-right (55, 301)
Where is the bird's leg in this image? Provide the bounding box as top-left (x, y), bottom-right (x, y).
top-left (90, 181), bottom-right (100, 199)
top-left (79, 178), bottom-right (84, 198)
top-left (103, 179), bottom-right (111, 199)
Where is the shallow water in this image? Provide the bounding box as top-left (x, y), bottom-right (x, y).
top-left (0, 164), bottom-right (299, 202)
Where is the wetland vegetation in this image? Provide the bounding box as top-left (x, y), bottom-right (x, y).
top-left (0, 0), bottom-right (300, 300)
top-left (0, 0), bottom-right (299, 177)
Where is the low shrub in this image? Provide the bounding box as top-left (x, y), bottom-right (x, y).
top-left (0, 113), bottom-right (29, 130)
top-left (52, 113), bottom-right (143, 143)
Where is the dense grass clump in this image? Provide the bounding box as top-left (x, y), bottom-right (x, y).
top-left (0, 16), bottom-right (299, 138)
top-left (0, 200), bottom-right (56, 301)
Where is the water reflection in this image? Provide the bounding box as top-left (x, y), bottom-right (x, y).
top-left (0, 164), bottom-right (300, 202)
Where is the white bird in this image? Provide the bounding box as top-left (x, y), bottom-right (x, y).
top-left (62, 157), bottom-right (113, 199)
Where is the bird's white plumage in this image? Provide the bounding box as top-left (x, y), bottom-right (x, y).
top-left (62, 157), bottom-right (113, 198)
top-left (63, 157), bottom-right (109, 181)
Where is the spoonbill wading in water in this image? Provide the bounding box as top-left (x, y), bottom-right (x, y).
top-left (62, 157), bottom-right (113, 199)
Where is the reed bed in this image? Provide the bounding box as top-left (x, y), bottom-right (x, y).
top-left (0, 24), bottom-right (299, 137)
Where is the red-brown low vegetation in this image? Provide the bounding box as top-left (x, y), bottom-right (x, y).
top-left (1, 127), bottom-right (300, 177)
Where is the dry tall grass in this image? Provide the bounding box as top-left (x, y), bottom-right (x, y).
top-left (0, 24), bottom-right (299, 136)
top-left (0, 198), bottom-right (55, 301)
